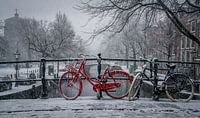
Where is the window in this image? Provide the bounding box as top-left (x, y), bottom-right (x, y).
top-left (191, 20), bottom-right (196, 32)
top-left (186, 38), bottom-right (190, 48)
top-left (171, 45), bottom-right (176, 56)
top-left (191, 41), bottom-right (195, 48)
top-left (199, 21), bottom-right (200, 37)
top-left (186, 51), bottom-right (192, 67)
top-left (181, 36), bottom-right (186, 48)
top-left (181, 50), bottom-right (185, 62)
top-left (186, 51), bottom-right (191, 62)
top-left (198, 46), bottom-right (200, 57)
top-left (191, 32), bottom-right (195, 48)
top-left (199, 25), bottom-right (200, 37)
top-left (195, 0), bottom-right (200, 5)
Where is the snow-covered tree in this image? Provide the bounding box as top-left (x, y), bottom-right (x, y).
top-left (19, 13), bottom-right (77, 58)
top-left (0, 36), bottom-right (8, 61)
top-left (50, 12), bottom-right (76, 58)
top-left (19, 19), bottom-right (52, 58)
top-left (78, 0), bottom-right (200, 46)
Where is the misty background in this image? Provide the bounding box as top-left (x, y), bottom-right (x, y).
top-left (0, 0), bottom-right (102, 54)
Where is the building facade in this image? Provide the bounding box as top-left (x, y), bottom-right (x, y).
top-left (178, 11), bottom-right (200, 80)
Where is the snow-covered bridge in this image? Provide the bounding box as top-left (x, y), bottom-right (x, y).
top-left (0, 97), bottom-right (200, 118)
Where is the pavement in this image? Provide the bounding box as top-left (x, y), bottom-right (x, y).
top-left (0, 97), bottom-right (200, 118)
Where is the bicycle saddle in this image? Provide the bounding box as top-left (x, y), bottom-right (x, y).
top-left (166, 63), bottom-right (176, 69)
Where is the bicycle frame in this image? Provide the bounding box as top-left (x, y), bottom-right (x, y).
top-left (59, 55), bottom-right (132, 100)
top-left (137, 62), bottom-right (190, 95)
top-left (67, 58), bottom-right (119, 92)
top-left (129, 59), bottom-right (194, 102)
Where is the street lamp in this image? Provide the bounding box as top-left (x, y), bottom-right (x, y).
top-left (15, 50), bottom-right (20, 87)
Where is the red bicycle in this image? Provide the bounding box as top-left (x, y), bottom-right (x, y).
top-left (59, 54), bottom-right (132, 100)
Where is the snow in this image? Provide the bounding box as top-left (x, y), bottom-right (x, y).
top-left (121, 65), bottom-right (129, 72)
top-left (0, 65), bottom-right (200, 118)
top-left (0, 82), bottom-right (41, 96)
top-left (0, 97), bottom-right (199, 118)
top-left (0, 67), bottom-right (15, 77)
top-left (0, 66), bottom-right (41, 97)
top-left (0, 66), bottom-right (40, 77)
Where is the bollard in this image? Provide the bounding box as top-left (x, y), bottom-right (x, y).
top-left (41, 58), bottom-right (48, 98)
top-left (31, 85), bottom-right (37, 99)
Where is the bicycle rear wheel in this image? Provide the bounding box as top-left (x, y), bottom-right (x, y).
top-left (128, 73), bottom-right (142, 101)
top-left (105, 70), bottom-right (131, 99)
top-left (59, 71), bottom-right (83, 100)
top-left (165, 74), bottom-right (194, 102)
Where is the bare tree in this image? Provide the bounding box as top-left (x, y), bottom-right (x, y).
top-left (121, 23), bottom-right (148, 59)
top-left (0, 36), bottom-right (8, 60)
top-left (101, 34), bottom-right (125, 58)
top-left (19, 13), bottom-right (76, 58)
top-left (101, 23), bottom-right (147, 60)
top-left (156, 20), bottom-right (176, 60)
top-left (50, 12), bottom-right (76, 58)
top-left (78, 0), bottom-right (200, 45)
top-left (19, 19), bottom-right (52, 58)
top-left (74, 35), bottom-right (85, 55)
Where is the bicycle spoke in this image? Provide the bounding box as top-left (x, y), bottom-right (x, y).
top-left (59, 71), bottom-right (82, 100)
top-left (165, 74), bottom-right (194, 102)
top-left (106, 70), bottom-right (131, 99)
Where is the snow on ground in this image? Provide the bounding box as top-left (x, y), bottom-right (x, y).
top-left (0, 82), bottom-right (41, 96)
top-left (0, 97), bottom-right (199, 118)
top-left (0, 67), bottom-right (16, 77)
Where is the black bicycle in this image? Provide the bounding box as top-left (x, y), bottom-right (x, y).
top-left (128, 59), bottom-right (194, 102)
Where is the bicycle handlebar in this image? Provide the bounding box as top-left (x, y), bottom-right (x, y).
top-left (78, 53), bottom-right (102, 79)
top-left (139, 57), bottom-right (159, 65)
top-left (79, 54), bottom-right (90, 58)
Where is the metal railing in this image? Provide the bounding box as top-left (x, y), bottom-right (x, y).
top-left (0, 56), bottom-right (200, 99)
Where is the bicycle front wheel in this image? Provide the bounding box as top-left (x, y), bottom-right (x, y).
top-left (105, 70), bottom-right (131, 99)
top-left (128, 73), bottom-right (142, 101)
top-left (59, 71), bottom-right (83, 100)
top-left (165, 74), bottom-right (194, 102)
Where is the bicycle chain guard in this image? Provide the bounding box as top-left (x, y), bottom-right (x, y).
top-left (93, 83), bottom-right (121, 92)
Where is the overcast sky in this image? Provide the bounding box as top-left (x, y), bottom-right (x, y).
top-left (0, 0), bottom-right (101, 54)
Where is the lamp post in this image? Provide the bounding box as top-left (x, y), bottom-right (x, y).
top-left (15, 50), bottom-right (20, 87)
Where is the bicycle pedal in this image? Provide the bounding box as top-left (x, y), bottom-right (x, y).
top-left (152, 95), bottom-right (159, 101)
top-left (100, 80), bottom-right (107, 83)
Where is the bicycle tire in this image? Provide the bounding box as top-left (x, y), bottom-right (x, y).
top-left (59, 71), bottom-right (83, 100)
top-left (128, 73), bottom-right (142, 101)
top-left (105, 70), bottom-right (131, 99)
top-left (165, 74), bottom-right (194, 102)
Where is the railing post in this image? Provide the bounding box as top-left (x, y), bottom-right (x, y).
top-left (97, 53), bottom-right (103, 99)
top-left (198, 63), bottom-right (200, 93)
top-left (97, 53), bottom-right (102, 79)
top-left (152, 58), bottom-right (159, 100)
top-left (41, 58), bottom-right (48, 98)
top-left (149, 58), bottom-right (153, 78)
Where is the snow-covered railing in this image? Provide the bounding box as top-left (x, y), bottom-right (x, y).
top-left (0, 56), bottom-right (200, 99)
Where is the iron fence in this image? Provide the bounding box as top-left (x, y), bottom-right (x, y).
top-left (0, 57), bottom-right (200, 99)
